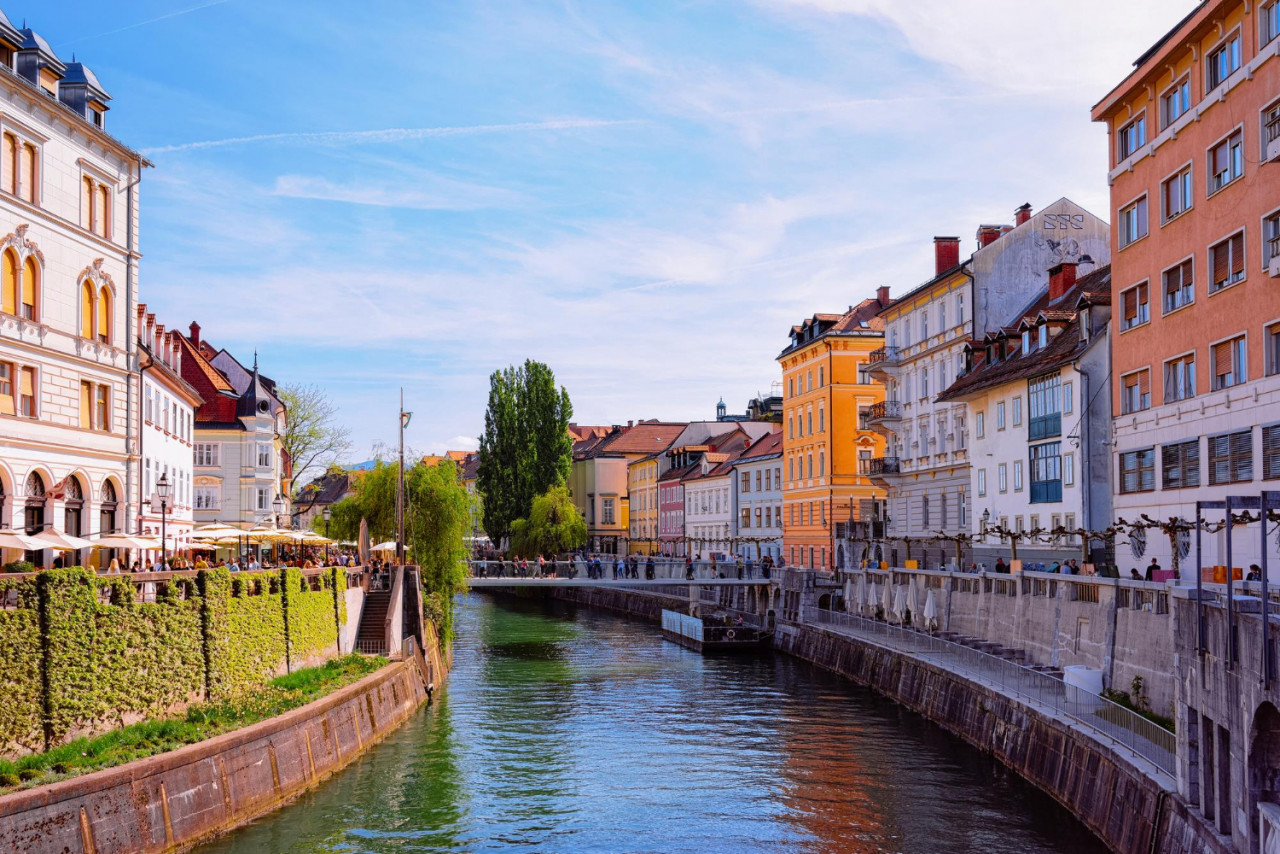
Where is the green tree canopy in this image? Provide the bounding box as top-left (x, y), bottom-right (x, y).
top-left (509, 486), bottom-right (586, 558)
top-left (476, 360), bottom-right (573, 544)
top-left (280, 384), bottom-right (353, 497)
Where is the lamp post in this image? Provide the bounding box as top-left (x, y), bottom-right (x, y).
top-left (273, 493), bottom-right (285, 564)
top-left (323, 506), bottom-right (331, 566)
top-left (155, 473), bottom-right (171, 569)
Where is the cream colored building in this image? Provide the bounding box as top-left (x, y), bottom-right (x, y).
top-left (0, 18), bottom-right (144, 566)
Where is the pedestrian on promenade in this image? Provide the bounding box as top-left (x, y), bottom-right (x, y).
top-left (685, 555), bottom-right (694, 580)
top-left (1145, 557), bottom-right (1160, 581)
top-left (995, 557), bottom-right (1007, 574)
top-left (646, 556), bottom-right (655, 580)
top-left (1248, 564), bottom-right (1262, 582)
top-left (1130, 568), bottom-right (1142, 580)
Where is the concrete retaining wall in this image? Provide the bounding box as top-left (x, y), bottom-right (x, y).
top-left (0, 658), bottom-right (431, 854)
top-left (545, 585), bottom-right (690, 623)
top-left (775, 621), bottom-right (1228, 854)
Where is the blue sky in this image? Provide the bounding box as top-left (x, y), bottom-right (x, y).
top-left (17, 0), bottom-right (1195, 459)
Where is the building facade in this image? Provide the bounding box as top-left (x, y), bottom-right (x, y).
top-left (1093, 0), bottom-right (1280, 572)
top-left (778, 290), bottom-right (892, 571)
top-left (938, 263), bottom-right (1114, 568)
top-left (867, 200), bottom-right (1111, 569)
top-left (179, 323), bottom-right (289, 528)
top-left (136, 306), bottom-right (200, 559)
top-left (731, 430), bottom-right (783, 563)
top-left (0, 18), bottom-right (143, 567)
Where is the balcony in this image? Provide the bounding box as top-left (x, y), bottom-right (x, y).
top-left (860, 456), bottom-right (901, 478)
top-left (1028, 413), bottom-right (1062, 441)
top-left (1030, 480), bottom-right (1063, 504)
top-left (869, 400), bottom-right (902, 421)
top-left (1267, 113), bottom-right (1280, 164)
top-left (1270, 236), bottom-right (1280, 279)
top-left (866, 346), bottom-right (901, 380)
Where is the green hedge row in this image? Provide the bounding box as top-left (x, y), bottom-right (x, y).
top-left (0, 566), bottom-right (350, 753)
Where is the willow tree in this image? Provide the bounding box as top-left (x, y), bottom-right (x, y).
top-left (477, 360), bottom-right (573, 544)
top-left (510, 486), bottom-right (586, 558)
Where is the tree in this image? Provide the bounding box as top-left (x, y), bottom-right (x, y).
top-left (476, 360), bottom-right (573, 544)
top-left (509, 486), bottom-right (586, 557)
top-left (280, 384), bottom-right (352, 498)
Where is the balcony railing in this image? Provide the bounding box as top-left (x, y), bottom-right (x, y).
top-left (868, 346), bottom-right (901, 366)
top-left (869, 400), bottom-right (903, 421)
top-left (861, 456), bottom-right (901, 477)
top-left (1030, 479), bottom-right (1063, 504)
top-left (1028, 413), bottom-right (1061, 441)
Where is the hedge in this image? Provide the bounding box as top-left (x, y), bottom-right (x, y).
top-left (0, 566), bottom-right (352, 754)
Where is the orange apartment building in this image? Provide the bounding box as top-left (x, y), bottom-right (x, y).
top-left (1092, 0), bottom-right (1280, 573)
top-left (778, 289), bottom-right (891, 571)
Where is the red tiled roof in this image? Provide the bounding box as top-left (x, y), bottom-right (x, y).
top-left (737, 430), bottom-right (783, 460)
top-left (587, 421), bottom-right (688, 457)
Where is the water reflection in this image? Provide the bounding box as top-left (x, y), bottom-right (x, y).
top-left (196, 594), bottom-right (1107, 854)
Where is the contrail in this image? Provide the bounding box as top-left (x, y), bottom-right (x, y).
top-left (57, 0), bottom-right (234, 47)
top-left (141, 118), bottom-right (646, 155)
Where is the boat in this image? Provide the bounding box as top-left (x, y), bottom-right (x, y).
top-left (661, 609), bottom-right (772, 653)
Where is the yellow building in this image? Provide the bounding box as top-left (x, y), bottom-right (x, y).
top-left (627, 454), bottom-right (661, 554)
top-left (778, 288), bottom-right (891, 571)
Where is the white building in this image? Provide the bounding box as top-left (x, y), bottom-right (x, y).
top-left (730, 430), bottom-right (783, 562)
top-left (136, 305), bottom-right (201, 559)
top-left (937, 263), bottom-right (1114, 568)
top-left (0, 18), bottom-right (145, 567)
top-left (178, 323), bottom-right (290, 528)
top-left (866, 200), bottom-right (1111, 569)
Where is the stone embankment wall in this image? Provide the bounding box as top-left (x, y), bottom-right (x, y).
top-left (0, 657), bottom-right (431, 854)
top-left (774, 621), bottom-right (1230, 854)
top-left (844, 570), bottom-right (1179, 715)
top-left (543, 584), bottom-right (691, 623)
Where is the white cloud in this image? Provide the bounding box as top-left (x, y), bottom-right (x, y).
top-left (271, 174), bottom-right (528, 211)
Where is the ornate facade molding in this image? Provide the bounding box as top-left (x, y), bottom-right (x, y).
top-left (0, 224), bottom-right (46, 265)
top-left (78, 257), bottom-right (116, 290)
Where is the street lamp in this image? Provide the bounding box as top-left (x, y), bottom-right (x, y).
top-left (155, 473), bottom-right (171, 569)
top-left (272, 493), bottom-right (286, 565)
top-left (323, 506), bottom-right (331, 566)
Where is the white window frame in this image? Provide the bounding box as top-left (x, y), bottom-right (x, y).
top-left (1205, 28), bottom-right (1242, 92)
top-left (1263, 0), bottom-right (1280, 48)
top-left (1160, 162), bottom-right (1193, 223)
top-left (1206, 126), bottom-right (1245, 197)
top-left (1118, 194), bottom-right (1149, 248)
top-left (1063, 382), bottom-right (1073, 415)
top-left (996, 402), bottom-right (1006, 431)
top-left (1208, 228), bottom-right (1247, 293)
top-left (1013, 460), bottom-right (1024, 492)
top-left (1064, 453), bottom-right (1075, 487)
top-left (1117, 112), bottom-right (1147, 161)
top-left (977, 468), bottom-right (987, 497)
top-left (1164, 350), bottom-right (1197, 404)
top-left (1159, 75), bottom-right (1192, 130)
top-left (976, 411), bottom-right (985, 439)
top-left (998, 463), bottom-right (1008, 494)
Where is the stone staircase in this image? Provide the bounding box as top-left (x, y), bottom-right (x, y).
top-left (356, 590), bottom-right (391, 655)
top-left (936, 630), bottom-right (1063, 680)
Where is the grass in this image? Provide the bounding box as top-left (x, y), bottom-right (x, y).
top-left (0, 654), bottom-right (388, 793)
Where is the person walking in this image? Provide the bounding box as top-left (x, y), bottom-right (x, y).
top-left (645, 556), bottom-right (655, 580)
top-left (995, 557), bottom-right (1007, 574)
top-left (1145, 557), bottom-right (1160, 581)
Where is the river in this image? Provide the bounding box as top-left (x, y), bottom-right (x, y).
top-left (196, 594), bottom-right (1109, 853)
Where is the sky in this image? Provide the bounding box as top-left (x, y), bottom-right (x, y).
top-left (15, 0), bottom-right (1198, 460)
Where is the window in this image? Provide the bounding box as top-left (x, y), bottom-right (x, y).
top-left (1206, 32), bottom-right (1242, 90)
top-left (1028, 374), bottom-right (1061, 440)
top-left (1208, 430), bottom-right (1252, 485)
top-left (1161, 167), bottom-right (1192, 221)
top-left (1265, 1), bottom-right (1280, 46)
top-left (602, 498), bottom-right (616, 525)
top-left (818, 404), bottom-right (824, 432)
top-left (921, 368), bottom-right (929, 399)
top-left (0, 360), bottom-right (12, 415)
top-left (1038, 325), bottom-right (1048, 350)
top-left (1030, 442), bottom-right (1062, 503)
top-left (80, 281), bottom-right (94, 338)
top-left (1163, 440), bottom-right (1201, 489)
top-left (194, 485), bottom-right (219, 511)
top-left (1012, 396), bottom-right (1022, 427)
top-left (97, 287), bottom-right (111, 344)
top-left (9, 139), bottom-right (37, 203)
top-left (1120, 448), bottom-right (1156, 493)
top-left (996, 402), bottom-right (1006, 430)
top-left (788, 416), bottom-right (793, 439)
top-left (1265, 211), bottom-right (1280, 267)
top-left (939, 302), bottom-right (946, 331)
top-left (1119, 197), bottom-right (1148, 247)
top-left (257, 443), bottom-right (272, 468)
top-left (741, 472), bottom-right (750, 493)
top-left (1210, 233), bottom-right (1246, 293)
top-left (1208, 130), bottom-right (1244, 194)
top-left (1063, 382), bottom-right (1073, 415)
top-left (80, 380), bottom-right (93, 428)
top-left (977, 469), bottom-right (987, 497)
top-left (96, 385), bottom-right (109, 431)
top-left (1162, 259), bottom-right (1194, 313)
top-left (1164, 354), bottom-right (1196, 403)
top-left (998, 463), bottom-right (1008, 493)
top-left (818, 367), bottom-right (824, 387)
top-left (922, 496), bottom-right (930, 529)
top-left (806, 409), bottom-right (812, 434)
top-left (1269, 324), bottom-right (1280, 376)
top-left (1121, 282), bottom-right (1149, 329)
top-left (1265, 425), bottom-right (1280, 480)
top-left (1118, 114), bottom-right (1146, 160)
top-left (20, 256), bottom-right (37, 320)
top-left (1013, 460), bottom-right (1024, 492)
top-left (195, 443), bottom-right (220, 467)
top-left (1064, 453), bottom-right (1075, 487)
top-left (255, 487), bottom-right (270, 512)
top-left (18, 366), bottom-right (34, 417)
top-left (1, 249), bottom-right (15, 315)
top-left (1121, 370), bottom-right (1151, 414)
top-left (1211, 335), bottom-right (1247, 389)
top-left (1161, 77), bottom-right (1192, 128)
top-left (957, 292), bottom-right (965, 325)
top-left (976, 411), bottom-right (985, 438)
top-left (818, 449), bottom-right (825, 477)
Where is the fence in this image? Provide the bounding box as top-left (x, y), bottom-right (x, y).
top-left (468, 558), bottom-right (773, 582)
top-left (809, 607), bottom-right (1176, 776)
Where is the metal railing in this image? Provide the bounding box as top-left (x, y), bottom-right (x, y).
top-left (868, 346), bottom-right (901, 366)
top-left (809, 608), bottom-right (1176, 776)
top-left (860, 456), bottom-right (901, 477)
top-left (354, 638), bottom-right (387, 656)
top-left (467, 558), bottom-right (774, 582)
top-left (869, 400), bottom-right (903, 420)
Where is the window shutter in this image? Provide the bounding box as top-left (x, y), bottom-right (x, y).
top-left (1123, 288), bottom-right (1137, 322)
top-left (1139, 370), bottom-right (1151, 397)
top-left (1, 134), bottom-right (14, 194)
top-left (81, 283), bottom-right (94, 339)
top-left (97, 289), bottom-right (110, 342)
top-left (19, 144), bottom-right (34, 203)
top-left (1265, 426), bottom-right (1280, 479)
top-left (20, 367), bottom-right (33, 397)
top-left (1185, 442), bottom-right (1200, 487)
top-left (80, 382), bottom-right (92, 428)
top-left (21, 257), bottom-right (36, 313)
top-left (2, 251), bottom-right (17, 315)
top-left (1213, 242), bottom-right (1230, 284)
top-left (0, 363), bottom-right (13, 416)
top-left (1230, 233), bottom-right (1245, 276)
top-left (1214, 341), bottom-right (1232, 377)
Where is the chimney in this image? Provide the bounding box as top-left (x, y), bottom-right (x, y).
top-left (1049, 262), bottom-right (1077, 301)
top-left (934, 237), bottom-right (960, 275)
top-left (876, 285), bottom-right (890, 305)
top-left (1015, 203), bottom-right (1033, 226)
top-left (189, 321), bottom-right (201, 347)
top-left (976, 225), bottom-right (1007, 249)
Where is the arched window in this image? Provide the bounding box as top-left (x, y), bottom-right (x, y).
top-left (1, 249), bottom-right (16, 315)
top-left (81, 281), bottom-right (95, 338)
top-left (20, 256), bottom-right (37, 320)
top-left (97, 287), bottom-right (111, 344)
top-left (19, 143), bottom-right (36, 204)
top-left (83, 177), bottom-right (95, 231)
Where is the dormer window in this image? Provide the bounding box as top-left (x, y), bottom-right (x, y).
top-left (1080, 308), bottom-right (1092, 341)
top-left (1038, 325), bottom-right (1048, 349)
top-left (91, 109), bottom-right (103, 128)
top-left (1022, 331), bottom-right (1031, 354)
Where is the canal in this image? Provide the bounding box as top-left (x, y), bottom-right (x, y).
top-left (197, 594), bottom-right (1109, 853)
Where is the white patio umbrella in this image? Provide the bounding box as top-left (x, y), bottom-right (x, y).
top-left (893, 584), bottom-right (908, 623)
top-left (923, 588), bottom-right (939, 631)
top-left (855, 573), bottom-right (868, 616)
top-left (881, 577), bottom-right (893, 618)
top-left (370, 541), bottom-right (399, 552)
top-left (95, 534), bottom-right (161, 550)
top-left (31, 529), bottom-right (95, 551)
top-left (0, 528), bottom-right (46, 551)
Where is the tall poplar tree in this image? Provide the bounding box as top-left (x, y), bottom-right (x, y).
top-left (477, 360), bottom-right (573, 544)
